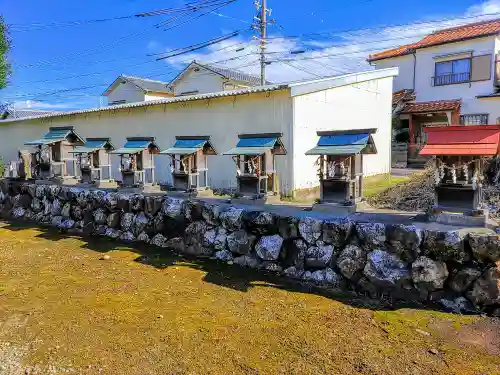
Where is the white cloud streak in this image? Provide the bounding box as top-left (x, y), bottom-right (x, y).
top-left (160, 0), bottom-right (500, 83)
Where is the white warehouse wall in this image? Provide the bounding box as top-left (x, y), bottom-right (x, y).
top-left (0, 90), bottom-right (295, 194)
top-left (292, 76), bottom-right (393, 190)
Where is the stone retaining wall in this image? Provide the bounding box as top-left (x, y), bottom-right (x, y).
top-left (1, 181), bottom-right (500, 316)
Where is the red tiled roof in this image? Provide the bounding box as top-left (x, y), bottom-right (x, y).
top-left (392, 89), bottom-right (415, 105)
top-left (368, 18), bottom-right (500, 61)
top-left (419, 125), bottom-right (500, 156)
top-left (400, 99), bottom-right (461, 114)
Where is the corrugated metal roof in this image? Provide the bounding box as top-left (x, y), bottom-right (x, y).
top-left (70, 138), bottom-right (114, 153)
top-left (419, 125), bottom-right (500, 156)
top-left (223, 136), bottom-right (281, 155)
top-left (223, 146), bottom-right (274, 155)
top-left (1, 108), bottom-right (57, 119)
top-left (25, 126), bottom-right (84, 146)
top-left (306, 131), bottom-right (377, 155)
top-left (25, 138), bottom-right (58, 146)
top-left (112, 137), bottom-right (159, 154)
top-left (198, 63), bottom-right (270, 85)
top-left (3, 84), bottom-right (288, 124)
top-left (111, 147), bottom-right (146, 154)
top-left (161, 139), bottom-right (208, 155)
top-left (121, 75), bottom-right (172, 93)
top-left (318, 134), bottom-right (370, 146)
top-left (236, 137), bottom-right (278, 148)
top-left (305, 144), bottom-right (366, 156)
top-left (123, 139), bottom-right (151, 149)
top-left (0, 68), bottom-right (400, 125)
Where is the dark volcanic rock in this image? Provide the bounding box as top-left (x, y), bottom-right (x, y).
top-left (469, 233), bottom-right (500, 263)
top-left (448, 267), bottom-right (482, 293)
top-left (243, 211), bottom-right (278, 235)
top-left (422, 229), bottom-right (468, 263)
top-left (278, 216), bottom-right (299, 240)
top-left (363, 249), bottom-right (410, 289)
top-left (385, 224), bottom-right (423, 262)
top-left (322, 218), bottom-right (353, 246)
top-left (467, 262), bottom-right (500, 307)
top-left (255, 234), bottom-right (284, 261)
top-left (337, 244), bottom-right (367, 280)
top-left (411, 256), bottom-right (448, 293)
top-left (226, 230), bottom-right (256, 255)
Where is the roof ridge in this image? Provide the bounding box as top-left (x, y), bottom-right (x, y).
top-left (430, 17), bottom-right (500, 34)
top-left (120, 75), bottom-right (170, 84)
top-left (368, 18), bottom-right (500, 61)
top-left (204, 62), bottom-right (262, 79)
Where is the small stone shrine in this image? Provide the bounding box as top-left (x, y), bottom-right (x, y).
top-left (223, 133), bottom-right (287, 203)
top-left (112, 137), bottom-right (160, 189)
top-left (419, 125), bottom-right (500, 227)
top-left (70, 138), bottom-right (115, 186)
top-left (305, 129), bottom-right (377, 214)
top-left (24, 126), bottom-right (85, 181)
top-left (160, 136), bottom-right (217, 196)
top-left (3, 150), bottom-right (31, 180)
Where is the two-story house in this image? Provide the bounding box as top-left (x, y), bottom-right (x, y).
top-left (368, 18), bottom-right (500, 165)
top-left (103, 61), bottom-right (267, 105)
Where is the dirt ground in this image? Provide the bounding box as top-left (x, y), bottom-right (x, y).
top-left (0, 223), bottom-right (499, 375)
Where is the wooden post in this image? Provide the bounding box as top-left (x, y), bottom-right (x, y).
top-left (408, 114), bottom-right (415, 145)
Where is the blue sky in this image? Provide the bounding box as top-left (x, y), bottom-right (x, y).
top-left (0, 0), bottom-right (499, 110)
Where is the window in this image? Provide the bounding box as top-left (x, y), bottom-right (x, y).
top-left (179, 90), bottom-right (199, 96)
top-left (109, 99), bottom-right (126, 106)
top-left (434, 58), bottom-right (471, 86)
top-left (459, 114), bottom-right (489, 125)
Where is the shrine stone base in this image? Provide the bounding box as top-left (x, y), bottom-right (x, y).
top-left (312, 202), bottom-right (357, 217)
top-left (428, 210), bottom-right (493, 229)
top-left (231, 194), bottom-right (281, 206)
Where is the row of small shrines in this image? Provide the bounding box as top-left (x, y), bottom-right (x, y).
top-left (6, 125), bottom-right (381, 209)
top-left (5, 124), bottom-right (500, 225)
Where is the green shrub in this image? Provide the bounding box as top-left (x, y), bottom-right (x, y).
top-left (394, 129), bottom-right (409, 143)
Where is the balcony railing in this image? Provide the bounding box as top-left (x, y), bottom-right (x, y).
top-left (433, 72), bottom-right (471, 86)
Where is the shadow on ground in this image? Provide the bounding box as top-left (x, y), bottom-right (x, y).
top-left (1, 220), bottom-right (451, 315)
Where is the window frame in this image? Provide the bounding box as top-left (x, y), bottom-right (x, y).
top-left (433, 57), bottom-right (472, 86)
top-left (459, 114), bottom-right (489, 125)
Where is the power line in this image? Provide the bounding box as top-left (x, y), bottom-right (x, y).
top-left (9, 0), bottom-right (236, 32)
top-left (1, 52), bottom-right (261, 102)
top-left (266, 11), bottom-right (500, 42)
top-left (17, 0), bottom-right (237, 69)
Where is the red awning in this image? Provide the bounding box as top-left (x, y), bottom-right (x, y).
top-left (419, 125), bottom-right (500, 156)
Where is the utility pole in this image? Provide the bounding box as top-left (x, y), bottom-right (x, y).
top-left (259, 0), bottom-right (267, 85)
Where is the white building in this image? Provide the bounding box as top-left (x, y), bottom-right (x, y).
top-left (0, 68), bottom-right (397, 196)
top-left (368, 18), bottom-right (500, 166)
top-left (167, 61), bottom-right (268, 96)
top-left (103, 75), bottom-right (174, 106)
top-left (104, 61), bottom-right (267, 105)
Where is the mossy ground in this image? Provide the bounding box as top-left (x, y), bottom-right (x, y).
top-left (0, 222), bottom-right (499, 375)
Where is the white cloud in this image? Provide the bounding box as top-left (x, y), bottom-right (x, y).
top-left (158, 0), bottom-right (500, 83)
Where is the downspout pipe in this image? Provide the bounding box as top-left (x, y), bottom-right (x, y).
top-left (412, 50), bottom-right (417, 91)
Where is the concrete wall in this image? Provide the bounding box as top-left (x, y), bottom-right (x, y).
top-left (106, 82), bottom-right (145, 105)
top-left (373, 54), bottom-right (415, 92)
top-left (292, 76), bottom-right (394, 190)
top-left (0, 90), bottom-right (295, 194)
